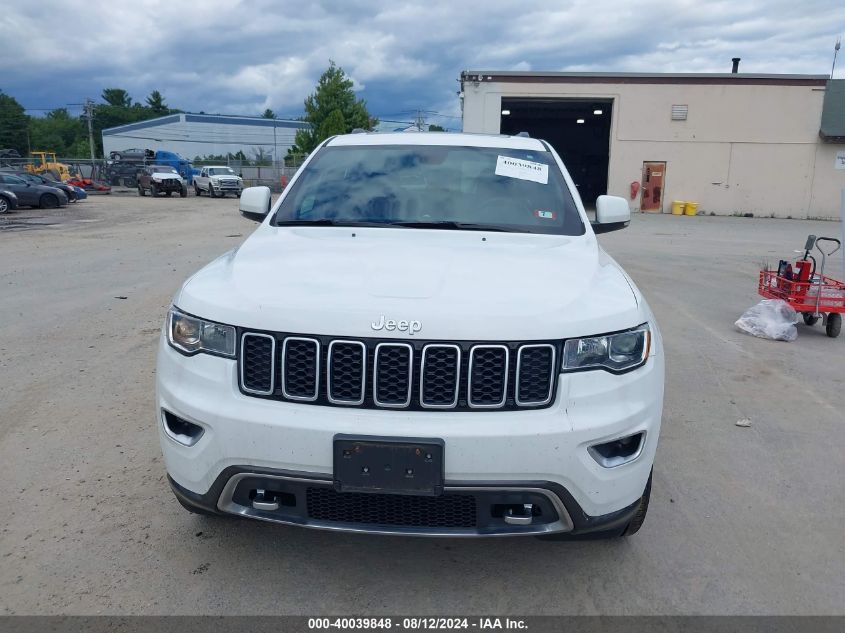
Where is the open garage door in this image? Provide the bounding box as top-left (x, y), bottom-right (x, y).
top-left (500, 98), bottom-right (612, 208)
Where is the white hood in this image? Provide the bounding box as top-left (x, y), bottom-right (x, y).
top-left (175, 226), bottom-right (642, 340)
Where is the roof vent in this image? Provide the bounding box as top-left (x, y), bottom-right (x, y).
top-left (731, 57), bottom-right (741, 73)
top-left (515, 131), bottom-right (530, 137)
top-left (671, 104), bottom-right (688, 121)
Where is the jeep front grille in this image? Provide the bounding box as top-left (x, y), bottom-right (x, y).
top-left (239, 333), bottom-right (560, 411)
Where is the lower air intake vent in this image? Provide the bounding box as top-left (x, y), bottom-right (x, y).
top-left (306, 487), bottom-right (477, 528)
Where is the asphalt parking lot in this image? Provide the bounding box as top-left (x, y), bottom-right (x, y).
top-left (0, 193), bottom-right (843, 615)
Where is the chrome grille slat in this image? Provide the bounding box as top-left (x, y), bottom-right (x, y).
top-left (467, 345), bottom-right (509, 409)
top-left (327, 340), bottom-right (366, 405)
top-left (515, 344), bottom-right (556, 406)
top-left (239, 333), bottom-right (557, 411)
top-left (420, 344), bottom-right (461, 408)
top-left (240, 333), bottom-right (275, 395)
top-left (281, 337), bottom-right (320, 401)
top-left (373, 343), bottom-right (413, 408)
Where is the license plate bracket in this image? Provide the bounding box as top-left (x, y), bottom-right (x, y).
top-left (333, 435), bottom-right (445, 496)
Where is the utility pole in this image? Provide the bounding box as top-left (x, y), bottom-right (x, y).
top-left (833, 37), bottom-right (841, 78)
top-left (83, 99), bottom-right (96, 162)
top-left (415, 109), bottom-right (424, 132)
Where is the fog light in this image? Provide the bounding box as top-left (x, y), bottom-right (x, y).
top-left (588, 432), bottom-right (645, 468)
top-left (162, 410), bottom-right (204, 446)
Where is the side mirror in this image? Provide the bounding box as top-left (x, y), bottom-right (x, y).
top-left (239, 186), bottom-right (272, 222)
top-left (592, 195), bottom-right (631, 234)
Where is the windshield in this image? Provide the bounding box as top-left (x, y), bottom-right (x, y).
top-left (208, 167), bottom-right (235, 175)
top-left (152, 166), bottom-right (178, 174)
top-left (273, 145), bottom-right (584, 235)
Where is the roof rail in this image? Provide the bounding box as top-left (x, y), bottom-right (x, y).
top-left (515, 131), bottom-right (530, 137)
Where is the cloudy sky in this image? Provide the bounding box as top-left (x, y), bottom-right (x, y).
top-left (2, 0), bottom-right (843, 129)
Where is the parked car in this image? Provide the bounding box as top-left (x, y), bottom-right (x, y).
top-left (0, 188), bottom-right (18, 213)
top-left (8, 171), bottom-right (79, 202)
top-left (0, 174), bottom-right (68, 208)
top-left (157, 132), bottom-right (664, 539)
top-left (193, 166), bottom-right (243, 197)
top-left (138, 165), bottom-right (187, 198)
top-left (72, 185), bottom-right (87, 201)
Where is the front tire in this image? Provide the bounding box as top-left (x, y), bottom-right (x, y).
top-left (180, 186), bottom-right (188, 198)
top-left (40, 193), bottom-right (59, 209)
top-left (803, 312), bottom-right (819, 326)
top-left (0, 195), bottom-right (10, 213)
top-left (150, 184), bottom-right (158, 197)
top-left (138, 185), bottom-right (146, 197)
top-left (621, 471), bottom-right (652, 536)
top-left (826, 313), bottom-right (842, 338)
top-left (194, 183), bottom-right (201, 196)
top-left (208, 184), bottom-right (216, 198)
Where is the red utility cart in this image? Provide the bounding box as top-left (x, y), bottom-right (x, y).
top-left (758, 236), bottom-right (844, 338)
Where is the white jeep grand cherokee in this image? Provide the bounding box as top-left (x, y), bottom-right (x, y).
top-left (157, 132), bottom-right (664, 539)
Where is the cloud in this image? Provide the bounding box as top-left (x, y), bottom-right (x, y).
top-left (2, 0), bottom-right (843, 129)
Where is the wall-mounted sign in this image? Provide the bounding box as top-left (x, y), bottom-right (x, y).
top-left (836, 151), bottom-right (845, 170)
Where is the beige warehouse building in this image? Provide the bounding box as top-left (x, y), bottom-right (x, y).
top-left (460, 71), bottom-right (845, 220)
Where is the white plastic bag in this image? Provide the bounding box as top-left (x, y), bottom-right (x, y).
top-left (735, 299), bottom-right (798, 341)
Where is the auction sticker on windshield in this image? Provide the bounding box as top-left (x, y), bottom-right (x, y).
top-left (495, 155), bottom-right (549, 184)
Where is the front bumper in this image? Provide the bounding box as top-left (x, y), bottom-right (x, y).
top-left (168, 466), bottom-right (641, 537)
top-left (152, 179), bottom-right (184, 192)
top-left (156, 332), bottom-right (663, 536)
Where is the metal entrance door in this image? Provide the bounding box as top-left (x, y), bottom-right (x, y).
top-left (641, 162), bottom-right (666, 213)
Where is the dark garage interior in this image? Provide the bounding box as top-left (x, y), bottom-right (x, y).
top-left (499, 98), bottom-right (613, 207)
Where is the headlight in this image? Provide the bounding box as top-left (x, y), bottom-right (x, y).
top-left (563, 324), bottom-right (650, 373)
top-left (167, 307), bottom-right (236, 357)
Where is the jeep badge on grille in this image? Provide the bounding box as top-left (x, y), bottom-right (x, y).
top-left (371, 315), bottom-right (422, 335)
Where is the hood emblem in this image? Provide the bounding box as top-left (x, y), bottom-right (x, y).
top-left (371, 315), bottom-right (422, 335)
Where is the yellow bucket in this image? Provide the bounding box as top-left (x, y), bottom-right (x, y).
top-left (671, 201), bottom-right (685, 215)
top-left (684, 201), bottom-right (699, 216)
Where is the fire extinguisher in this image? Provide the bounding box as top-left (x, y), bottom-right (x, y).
top-left (630, 181), bottom-right (640, 199)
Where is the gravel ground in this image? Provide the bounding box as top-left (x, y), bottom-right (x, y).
top-left (0, 193), bottom-right (843, 615)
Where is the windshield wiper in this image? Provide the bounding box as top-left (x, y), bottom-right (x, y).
top-left (275, 219), bottom-right (529, 232)
top-left (391, 221), bottom-right (528, 233)
top-left (274, 219), bottom-right (394, 228)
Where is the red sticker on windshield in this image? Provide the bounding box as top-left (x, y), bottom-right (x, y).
top-left (534, 210), bottom-right (556, 220)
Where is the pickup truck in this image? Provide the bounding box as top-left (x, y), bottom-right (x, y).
top-left (193, 166), bottom-right (243, 198)
top-left (138, 165), bottom-right (188, 197)
top-left (157, 132), bottom-right (664, 539)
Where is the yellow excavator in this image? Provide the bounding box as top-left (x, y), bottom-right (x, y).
top-left (25, 151), bottom-right (76, 181)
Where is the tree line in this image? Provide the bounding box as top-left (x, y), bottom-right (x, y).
top-left (0, 88), bottom-right (179, 158)
top-left (0, 62), bottom-right (379, 161)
